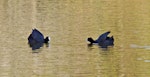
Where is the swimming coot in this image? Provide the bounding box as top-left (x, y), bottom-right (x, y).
top-left (28, 29), bottom-right (50, 50)
top-left (87, 31), bottom-right (114, 48)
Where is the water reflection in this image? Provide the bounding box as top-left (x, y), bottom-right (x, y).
top-left (87, 43), bottom-right (114, 52)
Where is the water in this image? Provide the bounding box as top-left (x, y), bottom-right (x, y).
top-left (0, 0), bottom-right (150, 77)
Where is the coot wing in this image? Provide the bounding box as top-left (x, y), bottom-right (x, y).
top-left (100, 40), bottom-right (110, 48)
top-left (28, 29), bottom-right (44, 50)
top-left (99, 36), bottom-right (114, 48)
top-left (31, 29), bottom-right (44, 42)
top-left (30, 42), bottom-right (44, 50)
top-left (96, 31), bottom-right (110, 42)
top-left (106, 36), bottom-right (114, 46)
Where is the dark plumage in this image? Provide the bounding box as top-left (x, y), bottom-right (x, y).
top-left (87, 31), bottom-right (114, 48)
top-left (28, 29), bottom-right (50, 50)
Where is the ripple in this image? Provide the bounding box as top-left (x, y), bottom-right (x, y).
top-left (130, 44), bottom-right (150, 50)
top-left (137, 58), bottom-right (143, 61)
top-left (144, 60), bottom-right (150, 63)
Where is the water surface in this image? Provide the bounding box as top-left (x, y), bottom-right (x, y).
top-left (0, 0), bottom-right (150, 77)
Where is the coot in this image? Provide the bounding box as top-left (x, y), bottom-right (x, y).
top-left (87, 31), bottom-right (114, 48)
top-left (28, 29), bottom-right (50, 50)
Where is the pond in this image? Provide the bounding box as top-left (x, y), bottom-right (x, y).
top-left (0, 0), bottom-right (150, 77)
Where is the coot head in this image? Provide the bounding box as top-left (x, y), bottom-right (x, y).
top-left (87, 37), bottom-right (96, 44)
top-left (44, 36), bottom-right (50, 43)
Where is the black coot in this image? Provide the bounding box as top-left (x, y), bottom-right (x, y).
top-left (28, 29), bottom-right (50, 50)
top-left (87, 31), bottom-right (114, 48)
